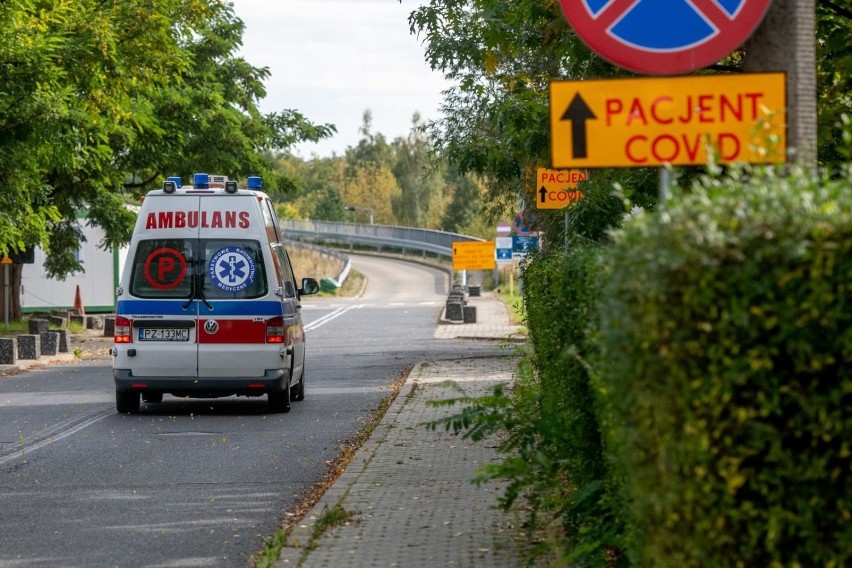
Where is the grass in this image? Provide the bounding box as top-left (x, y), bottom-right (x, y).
top-left (0, 318), bottom-right (85, 336)
top-left (498, 287), bottom-right (525, 326)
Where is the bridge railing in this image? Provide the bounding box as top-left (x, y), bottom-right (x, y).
top-left (279, 220), bottom-right (483, 258)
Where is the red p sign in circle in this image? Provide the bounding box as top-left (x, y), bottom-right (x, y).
top-left (144, 247), bottom-right (187, 290)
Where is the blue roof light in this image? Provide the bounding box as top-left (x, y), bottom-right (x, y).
top-left (193, 173), bottom-right (209, 189)
top-left (247, 176), bottom-right (262, 190)
top-left (167, 176), bottom-right (182, 188)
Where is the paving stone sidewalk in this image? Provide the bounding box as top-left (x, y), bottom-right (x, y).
top-left (276, 292), bottom-right (526, 567)
top-left (276, 357), bottom-right (523, 568)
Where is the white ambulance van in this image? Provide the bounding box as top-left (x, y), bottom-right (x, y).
top-left (112, 174), bottom-right (319, 414)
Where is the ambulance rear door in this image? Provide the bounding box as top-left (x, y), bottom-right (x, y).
top-left (195, 194), bottom-right (281, 379)
top-left (120, 194), bottom-right (201, 378)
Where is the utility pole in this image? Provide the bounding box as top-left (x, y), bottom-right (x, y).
top-left (744, 0), bottom-right (817, 169)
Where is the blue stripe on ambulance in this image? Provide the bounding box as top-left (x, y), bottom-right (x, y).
top-left (117, 300), bottom-right (284, 316)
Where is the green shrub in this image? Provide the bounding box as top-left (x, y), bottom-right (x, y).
top-left (597, 165), bottom-right (852, 566)
top-left (520, 244), bottom-right (628, 566)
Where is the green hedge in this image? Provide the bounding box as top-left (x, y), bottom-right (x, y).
top-left (522, 244), bottom-right (627, 566)
top-left (597, 167), bottom-right (852, 566)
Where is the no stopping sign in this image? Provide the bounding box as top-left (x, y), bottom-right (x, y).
top-left (557, 0), bottom-right (773, 75)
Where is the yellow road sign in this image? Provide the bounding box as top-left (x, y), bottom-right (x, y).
top-left (536, 168), bottom-right (589, 210)
top-left (550, 73), bottom-right (786, 168)
top-left (0, 257), bottom-right (11, 265)
top-left (452, 241), bottom-right (495, 271)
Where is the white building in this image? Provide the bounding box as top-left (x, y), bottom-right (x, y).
top-left (21, 215), bottom-right (128, 314)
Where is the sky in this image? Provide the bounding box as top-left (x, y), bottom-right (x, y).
top-left (230, 0), bottom-right (452, 158)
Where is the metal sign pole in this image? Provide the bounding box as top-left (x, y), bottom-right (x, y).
top-left (4, 264), bottom-right (9, 328)
top-left (659, 167), bottom-right (671, 203)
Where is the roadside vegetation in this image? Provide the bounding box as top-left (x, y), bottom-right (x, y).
top-left (407, 1), bottom-right (851, 566)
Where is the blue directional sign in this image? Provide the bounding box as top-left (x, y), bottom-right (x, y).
top-left (557, 0), bottom-right (773, 75)
top-left (512, 236), bottom-right (539, 258)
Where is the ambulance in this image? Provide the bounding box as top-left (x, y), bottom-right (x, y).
top-left (112, 174), bottom-right (319, 414)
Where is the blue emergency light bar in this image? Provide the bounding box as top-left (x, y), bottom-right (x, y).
top-left (167, 176), bottom-right (182, 188)
top-left (193, 173), bottom-right (209, 189)
top-left (247, 176), bottom-right (262, 190)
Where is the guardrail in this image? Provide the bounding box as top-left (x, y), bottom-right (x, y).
top-left (279, 220), bottom-right (484, 258)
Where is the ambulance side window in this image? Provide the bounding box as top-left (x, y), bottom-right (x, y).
top-left (260, 200), bottom-right (281, 244)
top-left (202, 240), bottom-right (267, 299)
top-left (129, 240), bottom-right (193, 299)
top-left (266, 200), bottom-right (284, 243)
top-left (272, 245), bottom-right (296, 298)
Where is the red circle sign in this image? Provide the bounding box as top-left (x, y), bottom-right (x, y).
top-left (144, 247), bottom-right (187, 290)
top-left (558, 0), bottom-right (772, 75)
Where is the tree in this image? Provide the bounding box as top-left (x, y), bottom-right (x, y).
top-left (744, 0), bottom-right (818, 166)
top-left (313, 186), bottom-right (348, 222)
top-left (407, 0), bottom-right (658, 240)
top-left (392, 113), bottom-right (445, 227)
top-left (342, 111), bottom-right (401, 225)
top-left (441, 167), bottom-right (485, 234)
top-left (814, 0), bottom-right (852, 167)
top-left (0, 0), bottom-right (334, 320)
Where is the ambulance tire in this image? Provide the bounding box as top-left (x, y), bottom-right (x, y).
top-left (116, 390), bottom-right (140, 414)
top-left (291, 367), bottom-right (305, 402)
top-left (268, 389), bottom-right (291, 413)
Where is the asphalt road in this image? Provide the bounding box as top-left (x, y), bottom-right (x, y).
top-left (0, 254), bottom-right (509, 567)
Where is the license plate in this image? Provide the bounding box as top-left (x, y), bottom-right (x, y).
top-left (138, 328), bottom-right (190, 341)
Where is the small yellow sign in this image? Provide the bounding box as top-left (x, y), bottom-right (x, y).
top-left (0, 256), bottom-right (12, 265)
top-left (536, 168), bottom-right (589, 209)
top-left (550, 73), bottom-right (786, 168)
top-left (452, 241), bottom-right (496, 271)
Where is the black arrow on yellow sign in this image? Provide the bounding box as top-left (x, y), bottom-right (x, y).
top-left (560, 93), bottom-right (596, 159)
top-left (538, 186), bottom-right (547, 203)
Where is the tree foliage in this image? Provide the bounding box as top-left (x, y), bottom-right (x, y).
top-left (816, 0), bottom-right (852, 166)
top-left (407, 0), bottom-right (657, 238)
top-left (0, 0), bottom-right (334, 318)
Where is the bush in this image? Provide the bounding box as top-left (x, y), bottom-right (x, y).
top-left (597, 166), bottom-right (852, 566)
top-left (520, 244), bottom-right (628, 566)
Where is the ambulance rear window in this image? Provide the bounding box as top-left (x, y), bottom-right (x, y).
top-left (128, 239), bottom-right (267, 299)
top-left (129, 240), bottom-right (193, 299)
top-left (202, 240), bottom-right (267, 299)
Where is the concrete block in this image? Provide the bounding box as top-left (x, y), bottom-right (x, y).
top-left (40, 332), bottom-right (59, 356)
top-left (468, 285), bottom-right (481, 297)
top-left (28, 318), bottom-right (49, 334)
top-left (56, 329), bottom-right (70, 353)
top-left (463, 305), bottom-right (477, 324)
top-left (86, 315), bottom-right (104, 330)
top-left (49, 316), bottom-right (67, 329)
top-left (445, 301), bottom-right (464, 322)
top-left (0, 337), bottom-right (16, 364)
top-left (69, 314), bottom-right (85, 328)
top-left (103, 316), bottom-right (115, 338)
top-left (17, 335), bottom-right (41, 360)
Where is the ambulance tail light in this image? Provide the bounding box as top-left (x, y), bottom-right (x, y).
top-left (115, 316), bottom-right (132, 343)
top-left (266, 316), bottom-right (285, 344)
top-left (247, 176), bottom-right (262, 191)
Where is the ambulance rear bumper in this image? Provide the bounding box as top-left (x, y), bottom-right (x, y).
top-left (113, 368), bottom-right (288, 396)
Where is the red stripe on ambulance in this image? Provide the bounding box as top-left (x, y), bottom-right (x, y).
top-left (198, 319), bottom-right (266, 344)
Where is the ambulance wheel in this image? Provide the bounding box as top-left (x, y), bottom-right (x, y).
top-left (268, 389), bottom-right (291, 413)
top-left (290, 367), bottom-right (305, 402)
top-left (116, 391), bottom-right (140, 414)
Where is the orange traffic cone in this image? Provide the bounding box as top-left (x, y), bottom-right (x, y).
top-left (73, 285), bottom-right (85, 317)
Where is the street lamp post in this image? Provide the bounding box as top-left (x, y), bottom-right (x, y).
top-left (344, 205), bottom-right (374, 225)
